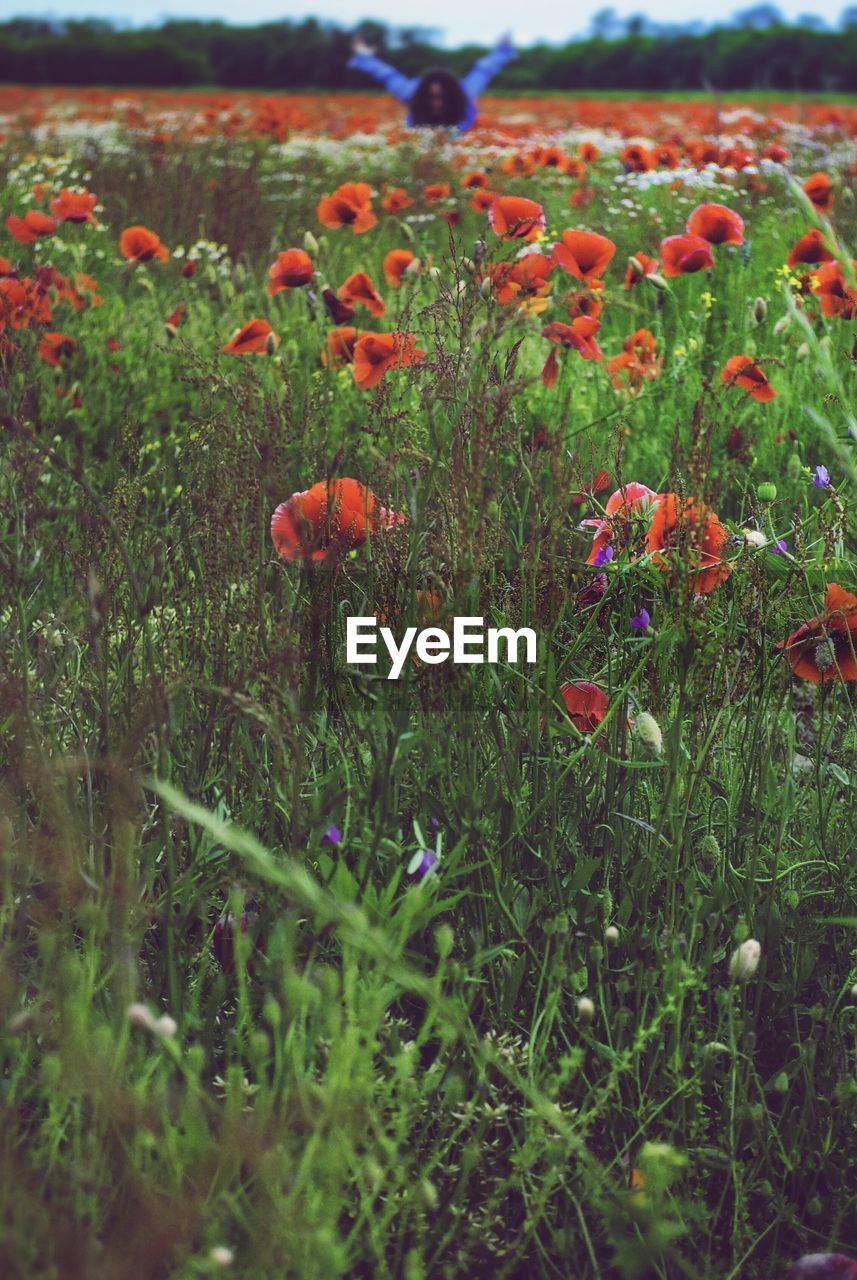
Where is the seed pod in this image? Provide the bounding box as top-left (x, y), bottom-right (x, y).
top-left (729, 938), bottom-right (761, 982)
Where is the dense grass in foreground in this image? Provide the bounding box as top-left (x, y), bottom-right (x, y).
top-left (0, 113), bottom-right (856, 1278)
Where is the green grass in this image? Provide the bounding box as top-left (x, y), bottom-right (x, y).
top-left (0, 120), bottom-right (856, 1279)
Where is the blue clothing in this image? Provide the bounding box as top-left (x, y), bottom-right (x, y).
top-left (347, 41), bottom-right (516, 133)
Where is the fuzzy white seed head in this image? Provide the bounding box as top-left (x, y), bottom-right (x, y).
top-left (743, 529), bottom-right (767, 549)
top-left (210, 1246), bottom-right (235, 1267)
top-left (729, 938), bottom-right (761, 982)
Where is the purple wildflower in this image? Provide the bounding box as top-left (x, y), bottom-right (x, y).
top-left (321, 824), bottom-right (342, 846)
top-left (813, 465), bottom-right (830, 487)
top-left (631, 608), bottom-right (651, 631)
top-left (407, 849), bottom-right (439, 879)
top-left (429, 817), bottom-right (440, 833)
top-left (771, 539), bottom-right (788, 556)
top-left (592, 544), bottom-right (614, 568)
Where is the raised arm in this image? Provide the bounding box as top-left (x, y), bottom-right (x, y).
top-left (462, 35), bottom-right (517, 99)
top-left (347, 41), bottom-right (419, 104)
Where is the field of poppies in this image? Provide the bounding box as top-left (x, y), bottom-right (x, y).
top-left (1, 86), bottom-right (856, 1279)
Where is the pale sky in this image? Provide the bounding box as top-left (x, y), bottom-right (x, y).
top-left (9, 0), bottom-right (850, 45)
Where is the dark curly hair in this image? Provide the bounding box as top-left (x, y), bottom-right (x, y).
top-left (409, 68), bottom-right (469, 127)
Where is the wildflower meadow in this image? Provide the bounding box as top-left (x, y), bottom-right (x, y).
top-left (1, 84), bottom-right (856, 1279)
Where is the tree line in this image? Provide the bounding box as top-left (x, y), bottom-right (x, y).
top-left (0, 17), bottom-right (854, 93)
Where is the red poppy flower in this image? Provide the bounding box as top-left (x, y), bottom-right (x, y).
top-left (559, 681), bottom-right (609, 735)
top-left (381, 187), bottom-right (414, 214)
top-left (317, 182), bottom-right (376, 233)
top-left (653, 143), bottom-right (681, 169)
top-left (423, 182), bottom-right (450, 203)
top-left (583, 482), bottom-right (657, 564)
top-left (552, 229), bottom-right (616, 284)
top-left (803, 172), bottom-right (833, 212)
top-left (686, 203), bottom-right (745, 246)
top-left (6, 211), bottom-right (57, 244)
top-left (222, 318), bottom-right (278, 355)
top-left (470, 189), bottom-right (497, 214)
top-left (352, 332), bottom-right (425, 390)
top-left (321, 326), bottom-right (367, 368)
top-left (762, 143), bottom-right (789, 163)
top-left (572, 469), bottom-right (611, 505)
top-left (567, 289), bottom-right (603, 320)
top-left (777, 584), bottom-right (857, 683)
top-left (51, 188), bottom-right (97, 224)
top-left (721, 355), bottom-right (777, 402)
top-left (488, 196), bottom-right (546, 242)
top-left (268, 249), bottom-right (314, 295)
top-left (608, 329), bottom-right (662, 392)
top-left (182, 261), bottom-right (196, 279)
top-left (119, 225), bottom-right (168, 263)
top-left (491, 253), bottom-right (553, 306)
top-left (461, 171), bottom-right (490, 189)
top-left (578, 142), bottom-right (600, 163)
top-left (0, 256), bottom-right (13, 277)
top-left (38, 331), bottom-right (76, 367)
top-left (337, 271), bottom-right (385, 317)
top-left (810, 261), bottom-right (857, 319)
top-left (620, 144), bottom-right (654, 173)
top-left (646, 493), bottom-right (732, 594)
top-left (660, 234), bottom-right (714, 277)
top-left (787, 228), bottom-right (837, 269)
top-left (624, 252), bottom-right (658, 290)
top-left (270, 478), bottom-right (403, 562)
top-left (541, 316), bottom-right (602, 364)
top-left (166, 302), bottom-right (186, 329)
top-left (322, 287), bottom-right (356, 324)
top-left (383, 249), bottom-right (419, 288)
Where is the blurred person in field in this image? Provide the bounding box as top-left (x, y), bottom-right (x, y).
top-left (348, 33), bottom-right (516, 132)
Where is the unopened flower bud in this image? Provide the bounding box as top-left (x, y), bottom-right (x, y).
top-left (264, 330), bottom-right (280, 356)
top-left (773, 315), bottom-right (790, 336)
top-left (480, 276), bottom-right (493, 299)
top-left (164, 322), bottom-right (179, 339)
top-left (645, 272), bottom-right (669, 292)
top-left (604, 925), bottom-right (620, 945)
top-left (302, 230), bottom-right (319, 255)
top-left (787, 453), bottom-right (802, 481)
top-left (729, 938), bottom-right (761, 982)
top-left (635, 711), bottom-right (663, 756)
top-left (796, 342), bottom-right (810, 360)
top-left (210, 1246), bottom-right (235, 1267)
top-left (577, 996), bottom-right (595, 1024)
top-left (752, 296), bottom-right (767, 324)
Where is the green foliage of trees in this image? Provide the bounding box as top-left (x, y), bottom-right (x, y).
top-left (0, 17), bottom-right (854, 92)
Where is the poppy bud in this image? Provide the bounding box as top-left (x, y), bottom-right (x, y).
top-left (399, 221), bottom-right (416, 244)
top-left (605, 925), bottom-right (620, 944)
top-left (699, 833), bottom-right (721, 864)
top-left (210, 1246), bottom-right (235, 1267)
top-left (773, 1071), bottom-right (789, 1094)
top-left (164, 322), bottom-right (179, 339)
top-left (460, 256), bottom-right (475, 274)
top-left (473, 238), bottom-right (486, 263)
top-left (577, 996), bottom-right (595, 1024)
top-left (635, 711), bottom-right (663, 756)
top-left (757, 482), bottom-right (777, 502)
top-left (729, 938), bottom-right (761, 982)
top-left (752, 296), bottom-right (767, 324)
top-left (264, 330), bottom-right (279, 356)
top-left (797, 342), bottom-right (810, 360)
top-left (626, 254), bottom-right (645, 280)
top-left (851, 983), bottom-right (857, 1001)
top-left (427, 266), bottom-right (441, 281)
top-left (303, 230), bottom-right (319, 255)
top-left (480, 276), bottom-right (493, 300)
top-left (645, 272), bottom-right (669, 292)
top-left (787, 453), bottom-right (802, 481)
